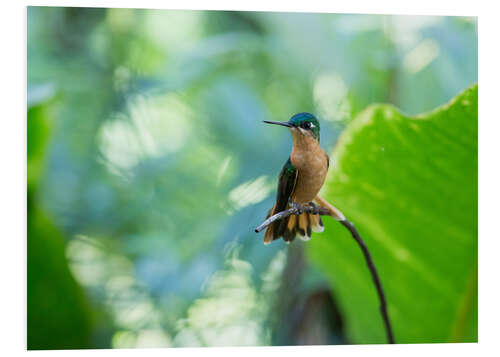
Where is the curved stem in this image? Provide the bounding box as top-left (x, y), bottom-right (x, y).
top-left (339, 220), bottom-right (395, 344)
top-left (255, 201), bottom-right (395, 344)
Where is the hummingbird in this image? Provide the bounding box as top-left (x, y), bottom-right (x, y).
top-left (262, 112), bottom-right (330, 244)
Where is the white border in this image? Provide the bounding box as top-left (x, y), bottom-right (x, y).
top-left (22, 0), bottom-right (480, 15)
top-left (3, 1), bottom-right (498, 356)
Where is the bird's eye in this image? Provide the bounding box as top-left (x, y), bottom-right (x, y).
top-left (301, 122), bottom-right (311, 129)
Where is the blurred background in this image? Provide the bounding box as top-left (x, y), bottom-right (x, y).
top-left (27, 7), bottom-right (477, 349)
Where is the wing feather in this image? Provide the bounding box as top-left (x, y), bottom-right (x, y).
top-left (267, 158), bottom-right (297, 242)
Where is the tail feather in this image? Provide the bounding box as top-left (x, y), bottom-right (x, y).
top-left (297, 214), bottom-right (308, 238)
top-left (310, 214), bottom-right (325, 233)
top-left (264, 204), bottom-right (277, 244)
top-left (263, 204), bottom-right (325, 244)
top-left (305, 213), bottom-right (312, 237)
top-left (284, 215), bottom-right (297, 242)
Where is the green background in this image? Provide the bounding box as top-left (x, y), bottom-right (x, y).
top-left (309, 85), bottom-right (477, 343)
top-left (27, 7), bottom-right (477, 348)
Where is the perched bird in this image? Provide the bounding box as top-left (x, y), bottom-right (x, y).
top-left (263, 112), bottom-right (330, 244)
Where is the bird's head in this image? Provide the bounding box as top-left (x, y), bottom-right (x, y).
top-left (264, 112), bottom-right (320, 141)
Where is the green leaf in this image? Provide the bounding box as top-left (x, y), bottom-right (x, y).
top-left (308, 84), bottom-right (477, 344)
top-left (27, 97), bottom-right (95, 349)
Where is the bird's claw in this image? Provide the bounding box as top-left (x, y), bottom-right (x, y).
top-left (291, 201), bottom-right (304, 215)
top-left (308, 202), bottom-right (321, 215)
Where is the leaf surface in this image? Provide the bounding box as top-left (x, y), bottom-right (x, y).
top-left (308, 84), bottom-right (478, 344)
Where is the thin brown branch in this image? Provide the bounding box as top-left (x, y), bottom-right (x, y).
top-left (254, 205), bottom-right (330, 233)
top-left (339, 219), bottom-right (395, 344)
top-left (254, 201), bottom-right (396, 344)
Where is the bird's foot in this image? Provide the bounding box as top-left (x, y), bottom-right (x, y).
top-left (308, 202), bottom-right (321, 215)
top-left (290, 201), bottom-right (304, 215)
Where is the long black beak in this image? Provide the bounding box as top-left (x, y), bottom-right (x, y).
top-left (263, 120), bottom-right (292, 128)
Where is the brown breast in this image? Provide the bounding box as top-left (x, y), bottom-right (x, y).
top-left (289, 131), bottom-right (329, 204)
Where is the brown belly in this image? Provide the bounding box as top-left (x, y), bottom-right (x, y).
top-left (291, 156), bottom-right (328, 203)
top-left (289, 131), bottom-right (329, 204)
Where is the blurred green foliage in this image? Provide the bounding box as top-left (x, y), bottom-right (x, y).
top-left (28, 92), bottom-right (94, 349)
top-left (27, 6), bottom-right (477, 349)
top-left (309, 85), bottom-right (477, 343)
